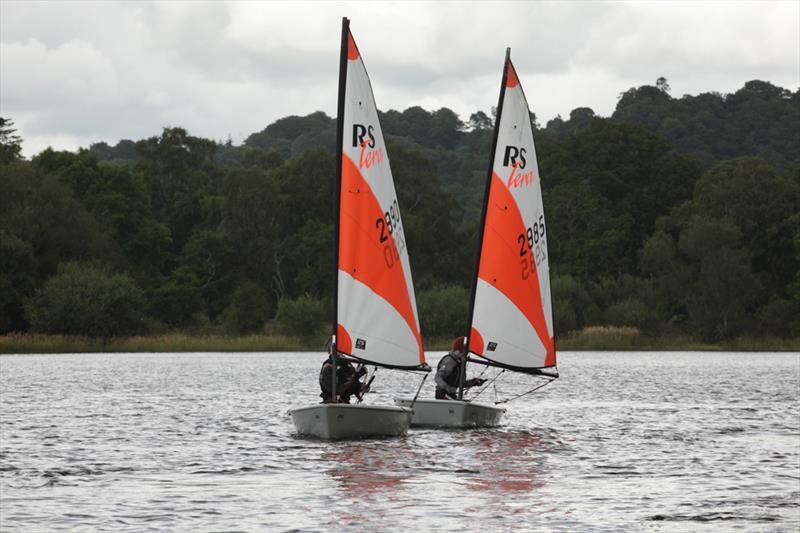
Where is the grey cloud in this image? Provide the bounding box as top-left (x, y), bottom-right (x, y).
top-left (1, 0), bottom-right (797, 158)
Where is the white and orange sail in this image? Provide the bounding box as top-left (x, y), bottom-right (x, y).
top-left (466, 49), bottom-right (557, 375)
top-left (333, 19), bottom-right (425, 370)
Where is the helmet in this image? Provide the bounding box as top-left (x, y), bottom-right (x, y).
top-left (452, 336), bottom-right (467, 353)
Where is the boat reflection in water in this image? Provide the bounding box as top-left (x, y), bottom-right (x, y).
top-left (461, 429), bottom-right (560, 496)
top-left (323, 441), bottom-right (415, 498)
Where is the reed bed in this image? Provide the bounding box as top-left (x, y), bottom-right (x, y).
top-left (1, 330), bottom-right (797, 354)
top-left (0, 333), bottom-right (319, 354)
top-left (557, 326), bottom-right (800, 351)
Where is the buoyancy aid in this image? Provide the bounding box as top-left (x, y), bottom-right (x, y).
top-left (436, 352), bottom-right (461, 389)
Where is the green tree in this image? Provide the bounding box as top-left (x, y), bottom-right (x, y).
top-left (0, 230), bottom-right (36, 332)
top-left (0, 117), bottom-right (23, 163)
top-left (691, 157), bottom-right (799, 296)
top-left (678, 216), bottom-right (759, 339)
top-left (221, 165), bottom-right (281, 291)
top-left (551, 274), bottom-right (595, 334)
top-left (147, 270), bottom-right (205, 329)
top-left (178, 228), bottom-right (236, 320)
top-left (388, 142), bottom-right (472, 289)
top-left (467, 111), bottom-right (493, 131)
top-left (134, 127), bottom-right (220, 254)
top-left (223, 281), bottom-right (271, 335)
top-left (540, 119), bottom-right (701, 279)
top-left (278, 295), bottom-right (327, 337)
top-left (1, 161), bottom-right (115, 280)
top-left (244, 111), bottom-right (335, 158)
top-left (416, 285), bottom-right (469, 338)
top-left (24, 262), bottom-right (146, 340)
top-left (30, 148), bottom-right (172, 283)
top-left (612, 80), bottom-right (799, 170)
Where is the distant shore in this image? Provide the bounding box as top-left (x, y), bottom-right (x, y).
top-left (1, 327), bottom-right (798, 354)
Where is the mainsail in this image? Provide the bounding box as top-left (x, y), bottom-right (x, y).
top-left (466, 49), bottom-right (557, 374)
top-left (334, 18), bottom-right (425, 370)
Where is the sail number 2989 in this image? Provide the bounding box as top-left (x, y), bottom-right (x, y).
top-left (517, 215), bottom-right (546, 280)
top-left (375, 199), bottom-right (406, 268)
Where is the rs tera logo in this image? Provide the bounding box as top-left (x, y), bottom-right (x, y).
top-left (503, 145), bottom-right (533, 188)
top-left (353, 123), bottom-right (383, 170)
top-left (352, 124), bottom-right (375, 148)
top-left (503, 146), bottom-right (526, 169)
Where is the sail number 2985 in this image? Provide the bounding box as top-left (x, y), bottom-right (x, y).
top-left (375, 199), bottom-right (406, 268)
top-left (517, 215), bottom-right (546, 280)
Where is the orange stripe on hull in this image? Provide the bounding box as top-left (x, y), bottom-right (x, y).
top-left (477, 172), bottom-right (553, 359)
top-left (339, 154), bottom-right (423, 363)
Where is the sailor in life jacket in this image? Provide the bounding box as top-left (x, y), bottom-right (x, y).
top-left (434, 337), bottom-right (487, 400)
top-left (319, 336), bottom-right (369, 403)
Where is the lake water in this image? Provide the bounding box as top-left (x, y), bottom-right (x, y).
top-left (0, 351), bottom-right (798, 531)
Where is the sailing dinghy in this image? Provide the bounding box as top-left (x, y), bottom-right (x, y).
top-left (291, 18), bottom-right (429, 439)
top-left (396, 49), bottom-right (558, 427)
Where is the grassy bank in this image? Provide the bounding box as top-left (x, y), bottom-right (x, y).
top-left (555, 326), bottom-right (800, 351)
top-left (1, 328), bottom-right (798, 354)
top-left (0, 333), bottom-right (318, 354)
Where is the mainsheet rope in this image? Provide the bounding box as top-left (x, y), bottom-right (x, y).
top-left (466, 369), bottom-right (505, 402)
top-left (493, 377), bottom-right (555, 405)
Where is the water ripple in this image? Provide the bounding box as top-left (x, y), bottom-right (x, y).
top-left (1, 351), bottom-right (798, 531)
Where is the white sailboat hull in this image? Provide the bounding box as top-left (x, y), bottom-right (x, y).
top-left (394, 398), bottom-right (505, 428)
top-left (290, 403), bottom-right (412, 439)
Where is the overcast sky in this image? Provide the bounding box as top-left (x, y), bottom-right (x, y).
top-left (2, 0), bottom-right (798, 157)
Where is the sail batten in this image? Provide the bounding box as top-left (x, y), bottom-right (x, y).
top-left (466, 50), bottom-right (557, 372)
top-left (335, 20), bottom-right (425, 370)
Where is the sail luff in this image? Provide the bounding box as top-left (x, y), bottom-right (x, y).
top-left (461, 48), bottom-right (512, 398)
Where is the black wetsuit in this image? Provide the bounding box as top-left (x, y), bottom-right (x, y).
top-left (319, 359), bottom-right (367, 403)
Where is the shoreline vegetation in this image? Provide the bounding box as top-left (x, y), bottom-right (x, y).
top-left (2, 327), bottom-right (798, 354)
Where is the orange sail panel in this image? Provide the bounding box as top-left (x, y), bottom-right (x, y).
top-left (468, 54), bottom-right (555, 370)
top-left (336, 28), bottom-right (424, 368)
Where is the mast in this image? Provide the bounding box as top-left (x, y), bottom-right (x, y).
top-left (460, 48), bottom-right (511, 401)
top-left (331, 17), bottom-right (349, 402)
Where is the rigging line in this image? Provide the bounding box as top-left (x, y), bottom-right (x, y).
top-left (494, 377), bottom-right (555, 405)
top-left (467, 369), bottom-right (505, 402)
top-left (409, 372), bottom-right (429, 409)
top-left (356, 366), bottom-right (376, 404)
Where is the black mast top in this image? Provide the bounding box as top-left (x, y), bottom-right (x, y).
top-left (459, 48), bottom-right (512, 401)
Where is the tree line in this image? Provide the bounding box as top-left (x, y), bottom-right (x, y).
top-left (1, 78), bottom-right (798, 343)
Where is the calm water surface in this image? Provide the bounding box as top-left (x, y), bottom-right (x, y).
top-left (1, 351), bottom-right (798, 531)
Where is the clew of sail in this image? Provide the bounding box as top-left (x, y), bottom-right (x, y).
top-left (467, 50), bottom-right (556, 373)
top-left (335, 22), bottom-right (425, 370)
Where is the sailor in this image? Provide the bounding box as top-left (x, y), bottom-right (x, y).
top-left (319, 337), bottom-right (369, 403)
top-left (434, 336), bottom-right (487, 400)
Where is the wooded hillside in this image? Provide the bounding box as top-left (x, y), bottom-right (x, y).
top-left (2, 79), bottom-right (798, 342)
